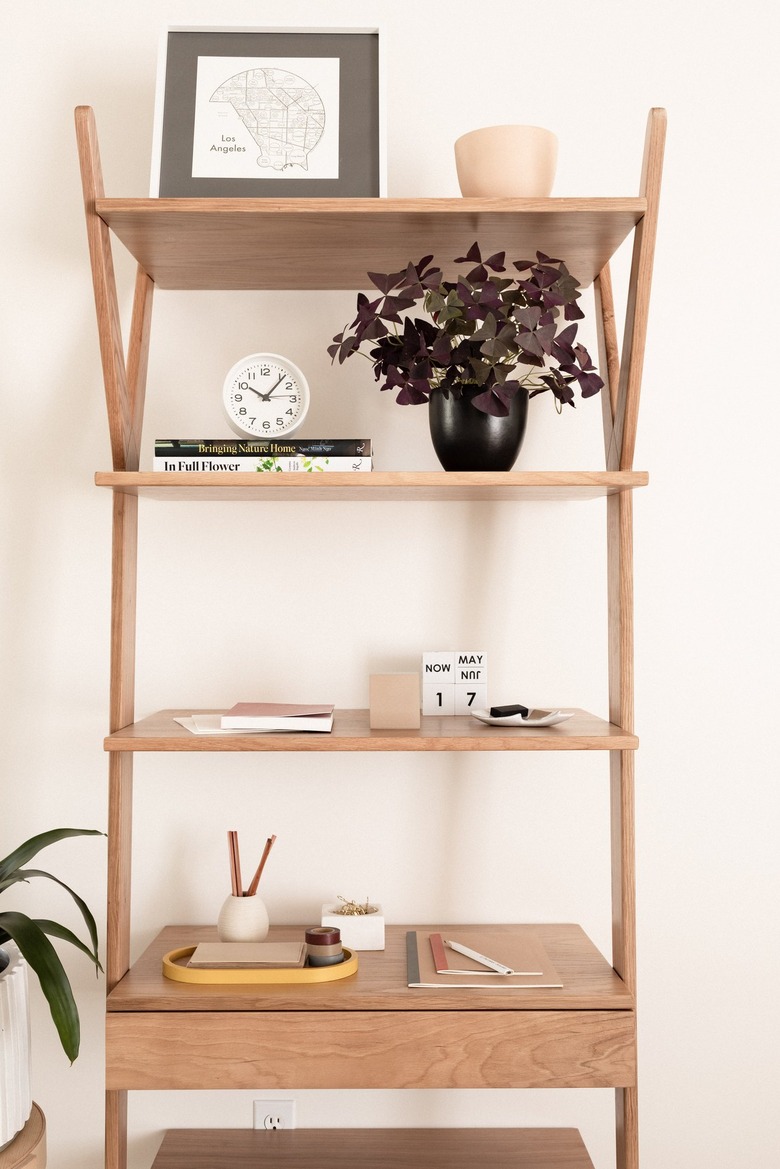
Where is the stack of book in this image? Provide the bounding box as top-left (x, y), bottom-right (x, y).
top-left (174, 704), bottom-right (335, 735)
top-left (221, 703), bottom-right (334, 732)
top-left (154, 439), bottom-right (372, 472)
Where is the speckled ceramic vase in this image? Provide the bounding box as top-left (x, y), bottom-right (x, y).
top-left (216, 895), bottom-right (270, 942)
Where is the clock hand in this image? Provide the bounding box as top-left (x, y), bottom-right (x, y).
top-left (258, 372), bottom-right (288, 401)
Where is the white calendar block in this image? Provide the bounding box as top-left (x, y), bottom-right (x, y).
top-left (423, 682), bottom-right (456, 715)
top-left (422, 651), bottom-right (488, 716)
top-left (422, 651), bottom-right (456, 681)
top-left (455, 682), bottom-right (488, 714)
top-left (456, 652), bottom-right (487, 682)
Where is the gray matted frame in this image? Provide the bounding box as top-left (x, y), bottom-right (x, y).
top-left (151, 26), bottom-right (384, 198)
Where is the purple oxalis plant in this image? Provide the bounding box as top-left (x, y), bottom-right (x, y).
top-left (328, 242), bottom-right (604, 416)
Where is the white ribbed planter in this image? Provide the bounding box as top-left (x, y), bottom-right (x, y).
top-left (0, 944), bottom-right (33, 1150)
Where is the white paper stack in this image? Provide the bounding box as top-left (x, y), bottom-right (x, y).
top-left (0, 944), bottom-right (33, 1147)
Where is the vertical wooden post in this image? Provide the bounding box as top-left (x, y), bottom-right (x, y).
top-left (601, 109), bottom-right (666, 1169)
top-left (75, 106), bottom-right (148, 1169)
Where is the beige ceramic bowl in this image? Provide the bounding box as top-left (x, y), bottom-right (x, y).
top-left (454, 124), bottom-right (558, 197)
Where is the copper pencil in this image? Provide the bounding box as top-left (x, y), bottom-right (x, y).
top-left (247, 834), bottom-right (277, 896)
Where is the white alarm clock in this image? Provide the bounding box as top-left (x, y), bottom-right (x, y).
top-left (222, 353), bottom-right (310, 438)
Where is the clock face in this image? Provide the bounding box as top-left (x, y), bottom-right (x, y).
top-left (222, 353), bottom-right (310, 438)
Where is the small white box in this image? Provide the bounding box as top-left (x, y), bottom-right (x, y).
top-left (321, 904), bottom-right (385, 950)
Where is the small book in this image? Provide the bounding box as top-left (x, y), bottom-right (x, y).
top-left (406, 929), bottom-right (562, 989)
top-left (187, 941), bottom-right (307, 969)
top-left (220, 703), bottom-right (335, 732)
top-left (155, 439), bottom-right (372, 456)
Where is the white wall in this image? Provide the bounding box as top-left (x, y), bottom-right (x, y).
top-left (1, 2), bottom-right (778, 1167)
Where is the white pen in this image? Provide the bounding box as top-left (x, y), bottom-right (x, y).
top-left (443, 939), bottom-right (514, 975)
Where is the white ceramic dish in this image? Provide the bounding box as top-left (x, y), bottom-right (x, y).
top-left (471, 708), bottom-right (574, 728)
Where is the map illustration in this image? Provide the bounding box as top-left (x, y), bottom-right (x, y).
top-left (210, 67), bottom-right (326, 171)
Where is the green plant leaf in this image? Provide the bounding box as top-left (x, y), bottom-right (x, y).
top-left (0, 910), bottom-right (81, 1062)
top-left (6, 868), bottom-right (100, 963)
top-left (0, 829), bottom-right (104, 882)
top-left (32, 919), bottom-right (103, 973)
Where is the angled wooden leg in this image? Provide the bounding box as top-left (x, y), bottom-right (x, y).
top-left (610, 108), bottom-right (666, 472)
top-left (594, 262), bottom-right (620, 467)
top-left (126, 267), bottom-right (154, 470)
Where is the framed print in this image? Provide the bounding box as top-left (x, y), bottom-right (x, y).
top-left (150, 26), bottom-right (385, 197)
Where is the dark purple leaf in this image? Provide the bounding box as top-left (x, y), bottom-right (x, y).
top-left (483, 251), bottom-right (506, 272)
top-left (367, 270), bottom-right (402, 294)
top-left (453, 242), bottom-right (482, 264)
top-left (573, 343), bottom-right (595, 371)
top-left (396, 380), bottom-right (431, 405)
top-left (470, 387), bottom-right (510, 416)
top-left (578, 372), bottom-right (604, 397)
top-left (516, 305), bottom-right (542, 331)
top-left (533, 266), bottom-right (559, 290)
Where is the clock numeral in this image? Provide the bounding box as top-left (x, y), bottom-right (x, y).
top-left (238, 407), bottom-right (247, 415)
top-left (234, 393), bottom-right (242, 402)
top-left (237, 381), bottom-right (253, 391)
top-left (285, 408), bottom-right (294, 417)
top-left (258, 367), bottom-right (270, 376)
top-left (276, 418), bottom-right (284, 428)
top-left (290, 396), bottom-right (298, 404)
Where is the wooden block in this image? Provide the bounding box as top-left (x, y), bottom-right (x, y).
top-left (369, 674), bottom-right (420, 729)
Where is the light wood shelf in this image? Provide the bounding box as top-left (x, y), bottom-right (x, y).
top-left (95, 196), bottom-right (645, 291)
top-left (106, 925), bottom-right (634, 1092)
top-left (104, 709), bottom-right (637, 753)
top-left (150, 1126), bottom-right (596, 1169)
top-left (95, 470), bottom-right (648, 501)
top-left (109, 924), bottom-right (633, 1014)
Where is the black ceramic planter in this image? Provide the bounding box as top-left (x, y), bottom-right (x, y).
top-left (428, 386), bottom-right (529, 471)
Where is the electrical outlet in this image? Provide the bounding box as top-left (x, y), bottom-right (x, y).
top-left (253, 1099), bottom-right (296, 1130)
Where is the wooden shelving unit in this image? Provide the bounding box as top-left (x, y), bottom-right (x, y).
top-left (76, 104), bottom-right (665, 1169)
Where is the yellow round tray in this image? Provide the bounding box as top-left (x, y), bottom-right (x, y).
top-left (162, 945), bottom-right (358, 984)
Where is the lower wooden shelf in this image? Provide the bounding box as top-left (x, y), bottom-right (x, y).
top-left (151, 1126), bottom-right (595, 1169)
top-left (106, 924), bottom-right (635, 1092)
